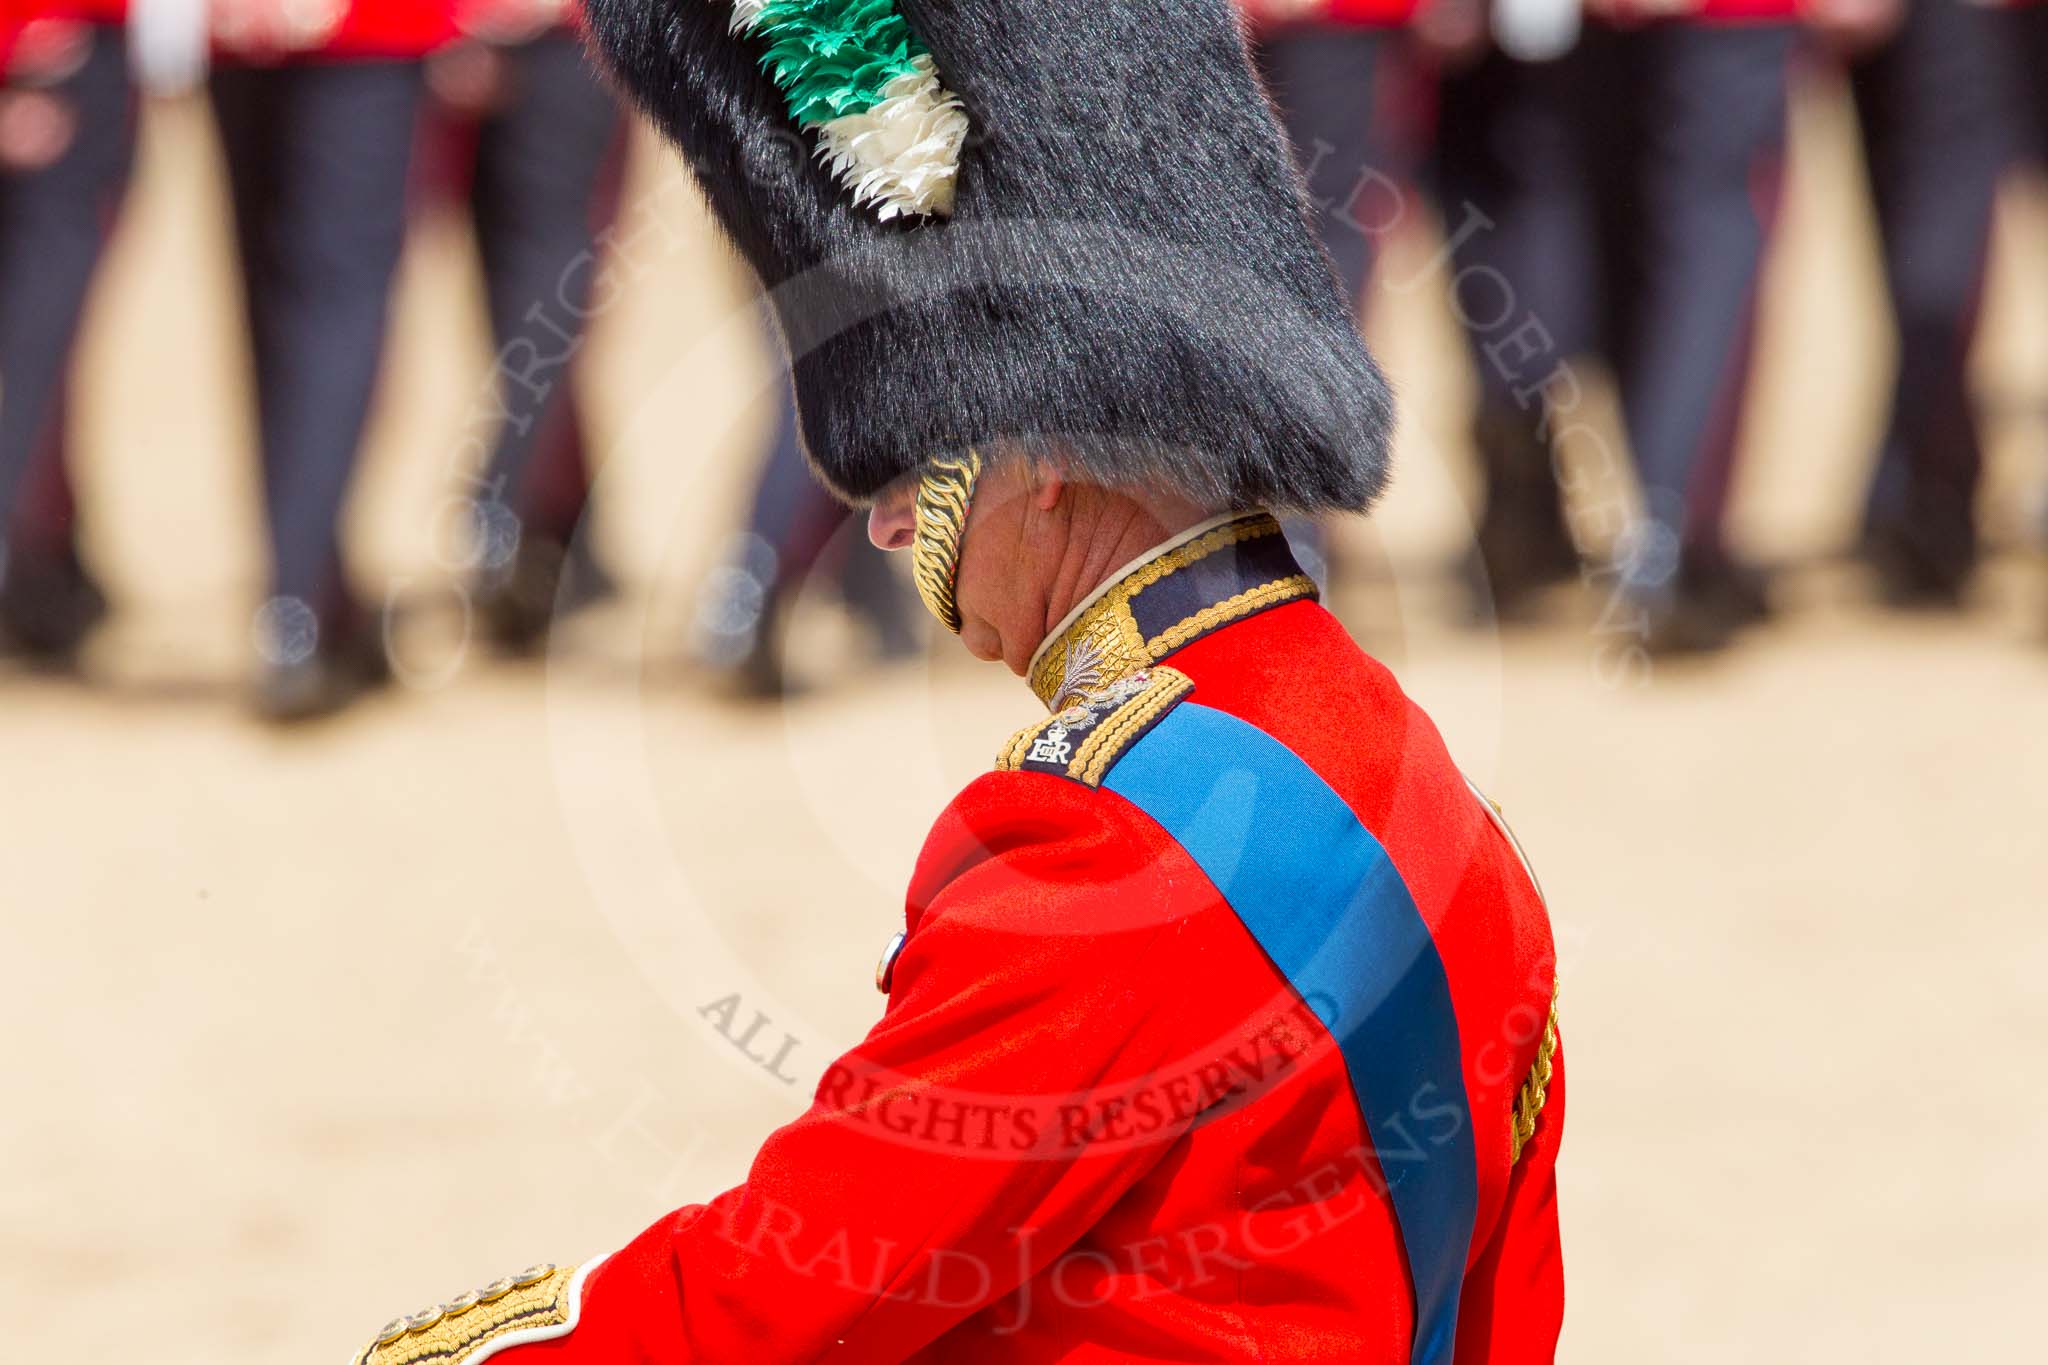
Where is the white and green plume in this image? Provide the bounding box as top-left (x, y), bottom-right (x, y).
top-left (722, 0), bottom-right (969, 222)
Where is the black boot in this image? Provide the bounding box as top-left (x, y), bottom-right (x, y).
top-left (0, 541), bottom-right (108, 665)
top-left (472, 515), bottom-right (618, 655)
top-left (689, 533), bottom-right (788, 700)
top-left (1624, 543), bottom-right (1771, 659)
top-left (250, 593), bottom-right (390, 724)
top-left (1465, 407), bottom-right (1579, 620)
top-left (1859, 518), bottom-right (1971, 610)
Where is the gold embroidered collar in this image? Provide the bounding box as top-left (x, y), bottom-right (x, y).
top-left (1026, 511), bottom-right (1317, 711)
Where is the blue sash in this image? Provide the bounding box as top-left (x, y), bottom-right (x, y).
top-left (1103, 703), bottom-right (1478, 1365)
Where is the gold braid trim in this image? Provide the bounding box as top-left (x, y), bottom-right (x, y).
top-left (354, 1264), bottom-right (577, 1365)
top-left (1144, 574), bottom-right (1317, 659)
top-left (1508, 979), bottom-right (1561, 1167)
top-left (1117, 515), bottom-right (1283, 594)
top-left (1027, 513), bottom-right (1290, 707)
top-left (910, 450), bottom-right (983, 633)
top-left (1070, 669), bottom-right (1195, 785)
top-left (995, 716), bottom-right (1042, 772)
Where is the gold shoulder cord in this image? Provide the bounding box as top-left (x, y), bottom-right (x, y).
top-left (910, 449), bottom-right (984, 633)
top-left (1466, 780), bottom-right (1562, 1168)
top-left (1509, 979), bottom-right (1561, 1166)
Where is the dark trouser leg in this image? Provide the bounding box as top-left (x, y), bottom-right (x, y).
top-left (469, 33), bottom-right (626, 538)
top-left (693, 379), bottom-right (855, 691)
top-left (0, 28), bottom-right (132, 657)
top-left (1253, 27), bottom-right (1390, 583)
top-left (1253, 27), bottom-right (1389, 311)
top-left (210, 60), bottom-right (422, 629)
top-left (1610, 22), bottom-right (1793, 596)
top-left (1853, 0), bottom-right (2014, 601)
top-left (2021, 6), bottom-right (2048, 555)
top-left (0, 28), bottom-right (133, 548)
top-left (1434, 47), bottom-right (1599, 609)
top-left (458, 34), bottom-right (627, 647)
top-left (2017, 5), bottom-right (2048, 161)
top-left (10, 414), bottom-right (79, 557)
top-left (696, 364), bottom-right (919, 693)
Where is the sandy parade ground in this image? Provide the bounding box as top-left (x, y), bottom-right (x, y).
top-left (4, 81), bottom-right (2047, 1362)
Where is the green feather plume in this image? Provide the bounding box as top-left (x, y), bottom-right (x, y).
top-left (752, 0), bottom-right (929, 127)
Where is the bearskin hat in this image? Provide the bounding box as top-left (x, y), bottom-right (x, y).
top-left (583, 0), bottom-right (1394, 513)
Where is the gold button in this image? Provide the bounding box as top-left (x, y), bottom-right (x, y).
top-left (512, 1263), bottom-right (557, 1288)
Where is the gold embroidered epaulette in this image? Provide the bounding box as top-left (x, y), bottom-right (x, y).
top-left (352, 1260), bottom-right (597, 1365)
top-left (996, 667), bottom-right (1195, 787)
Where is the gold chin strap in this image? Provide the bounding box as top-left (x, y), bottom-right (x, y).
top-left (910, 449), bottom-right (984, 633)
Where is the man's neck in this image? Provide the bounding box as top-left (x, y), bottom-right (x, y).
top-left (1026, 508), bottom-right (1254, 687)
top-left (1038, 497), bottom-right (1210, 646)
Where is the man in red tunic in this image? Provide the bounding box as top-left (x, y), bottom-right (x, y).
top-left (200, 1), bottom-right (458, 720)
top-left (354, 3), bottom-right (1564, 1360)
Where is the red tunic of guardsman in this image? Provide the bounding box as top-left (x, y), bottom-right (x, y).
top-left (1, 1), bottom-right (125, 73)
top-left (450, 0), bottom-right (582, 39)
top-left (352, 2), bottom-right (1566, 1361)
top-left (204, 0), bottom-right (459, 62)
top-left (1237, 0), bottom-right (1422, 26)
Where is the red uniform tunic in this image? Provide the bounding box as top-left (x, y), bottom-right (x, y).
top-left (1238, 0), bottom-right (1422, 26)
top-left (208, 0), bottom-right (459, 62)
top-left (452, 0), bottom-right (581, 39)
top-left (0, 11), bottom-right (26, 71)
top-left (358, 515), bottom-right (1564, 1364)
top-left (1, 1), bottom-right (121, 74)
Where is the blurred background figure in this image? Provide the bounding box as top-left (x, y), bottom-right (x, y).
top-left (414, 0), bottom-right (628, 655)
top-left (685, 382), bottom-right (921, 699)
top-left (2, 0), bottom-right (2045, 706)
top-left (1240, 0), bottom-right (1426, 588)
top-left (1998, 0), bottom-right (2048, 606)
top-left (665, 5), bottom-right (922, 698)
top-left (1821, 0), bottom-right (2017, 609)
top-left (2015, 0), bottom-right (2048, 163)
top-left (1437, 0), bottom-right (1799, 650)
top-left (1244, 0), bottom-right (1419, 332)
top-left (203, 0), bottom-right (453, 721)
top-left (0, 3), bottom-right (135, 665)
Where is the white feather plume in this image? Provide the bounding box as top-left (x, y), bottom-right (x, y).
top-left (812, 54), bottom-right (968, 221)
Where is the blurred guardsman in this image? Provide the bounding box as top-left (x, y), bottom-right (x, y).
top-left (352, 3), bottom-right (1564, 1363)
top-left (196, 0), bottom-right (455, 719)
top-left (415, 0), bottom-right (629, 651)
top-left (1241, 0), bottom-right (1420, 319)
top-left (1238, 0), bottom-right (1424, 591)
top-left (1439, 0), bottom-right (1798, 649)
top-left (687, 385), bottom-right (922, 698)
top-left (2008, 0), bottom-right (2048, 605)
top-left (2014, 0), bottom-right (2048, 159)
top-left (1819, 0), bottom-right (2016, 608)
top-left (0, 1), bottom-right (135, 662)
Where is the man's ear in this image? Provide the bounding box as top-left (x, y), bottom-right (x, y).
top-left (1029, 460), bottom-right (1065, 513)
